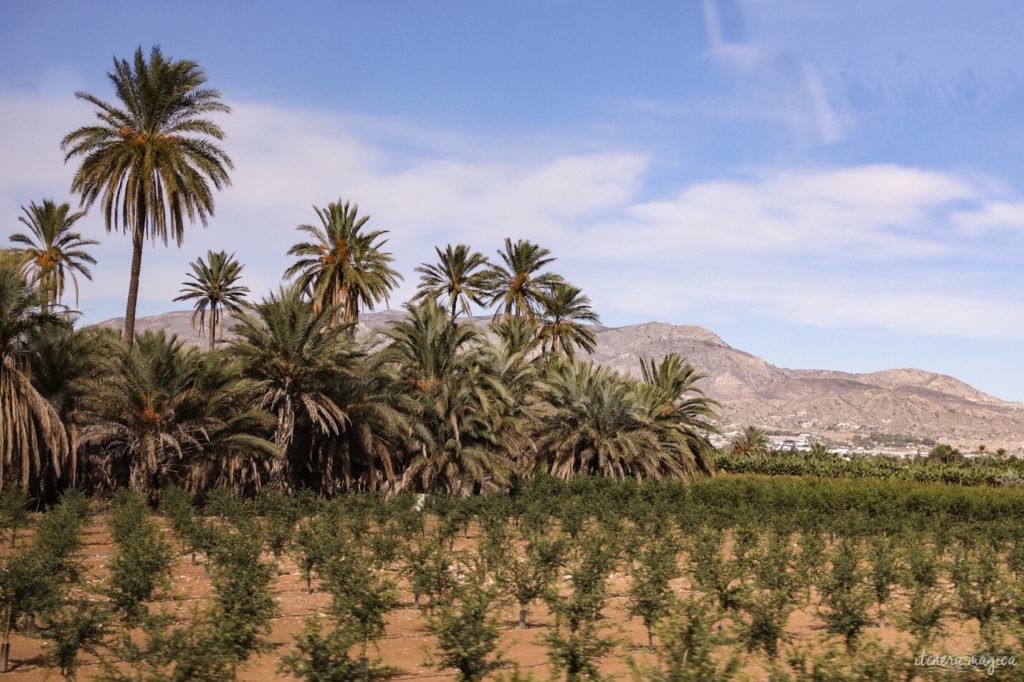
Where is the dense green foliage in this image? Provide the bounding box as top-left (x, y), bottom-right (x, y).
top-left (105, 490), bottom-right (173, 624)
top-left (717, 449), bottom-right (1024, 487)
top-left (0, 475), bottom-right (1021, 678)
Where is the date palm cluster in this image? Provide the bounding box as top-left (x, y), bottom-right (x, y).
top-left (1, 46), bottom-right (719, 500)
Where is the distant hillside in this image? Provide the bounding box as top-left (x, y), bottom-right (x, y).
top-left (97, 311), bottom-right (1024, 451)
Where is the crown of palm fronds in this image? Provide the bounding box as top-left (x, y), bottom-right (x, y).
top-left (9, 199), bottom-right (97, 310)
top-left (413, 243), bottom-right (491, 319)
top-left (228, 286), bottom-right (357, 489)
top-left (538, 282), bottom-right (599, 360)
top-left (62, 46), bottom-right (233, 243)
top-left (0, 266), bottom-right (70, 491)
top-left (285, 200), bottom-right (401, 330)
top-left (78, 330), bottom-right (277, 496)
top-left (486, 238), bottom-right (564, 321)
top-left (174, 250), bottom-right (250, 350)
top-left (379, 301), bottom-right (511, 495)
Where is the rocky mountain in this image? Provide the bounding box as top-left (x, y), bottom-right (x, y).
top-left (97, 311), bottom-right (1024, 451)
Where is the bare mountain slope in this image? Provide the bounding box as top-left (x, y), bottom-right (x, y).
top-left (96, 311), bottom-right (1024, 449)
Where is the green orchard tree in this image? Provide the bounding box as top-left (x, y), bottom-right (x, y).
top-left (627, 596), bottom-right (740, 682)
top-left (280, 617), bottom-right (400, 682)
top-left (208, 526), bottom-right (277, 675)
top-left (105, 491), bottom-right (173, 625)
top-left (817, 539), bottom-right (874, 653)
top-left (0, 489), bottom-right (28, 548)
top-left (542, 533), bottom-right (618, 681)
top-left (426, 567), bottom-right (504, 682)
top-left (626, 533), bottom-right (680, 649)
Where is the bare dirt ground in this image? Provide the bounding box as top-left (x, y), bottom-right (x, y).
top-left (0, 514), bottom-right (1000, 680)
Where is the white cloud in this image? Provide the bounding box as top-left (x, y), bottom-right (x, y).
top-left (589, 271), bottom-right (1024, 341)
top-left (755, 286), bottom-right (1024, 341)
top-left (0, 91), bottom-right (649, 319)
top-left (953, 201), bottom-right (1024, 234)
top-left (574, 164), bottom-right (977, 261)
top-left (700, 0), bottom-right (770, 74)
top-left (1, 90), bottom-right (1022, 343)
top-left (800, 63), bottom-right (843, 145)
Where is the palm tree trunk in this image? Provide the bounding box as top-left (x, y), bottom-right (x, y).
top-left (208, 305), bottom-right (217, 353)
top-left (332, 279), bottom-right (342, 328)
top-left (123, 227), bottom-right (145, 349)
top-left (450, 297), bottom-right (458, 320)
top-left (344, 286), bottom-right (358, 337)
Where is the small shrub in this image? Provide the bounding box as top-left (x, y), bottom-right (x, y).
top-left (628, 596), bottom-right (739, 681)
top-left (0, 488), bottom-right (29, 548)
top-left (99, 608), bottom-right (234, 681)
top-left (626, 533), bottom-right (680, 648)
top-left (106, 491), bottom-right (173, 624)
top-left (41, 598), bottom-right (109, 680)
top-left (867, 535), bottom-right (898, 626)
top-left (426, 569), bottom-right (504, 681)
top-left (542, 533), bottom-right (618, 681)
top-left (292, 519), bottom-right (327, 594)
top-left (688, 527), bottom-right (744, 612)
top-left (208, 526), bottom-right (277, 674)
top-left (280, 617), bottom-right (400, 682)
top-left (320, 539), bottom-right (399, 652)
top-left (817, 540), bottom-right (874, 653)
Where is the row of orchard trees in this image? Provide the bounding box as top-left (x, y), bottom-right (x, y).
top-left (2, 52), bottom-right (719, 500)
top-left (5, 477), bottom-right (1024, 680)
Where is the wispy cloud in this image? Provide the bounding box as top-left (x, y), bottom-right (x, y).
top-left (953, 201), bottom-right (1024, 234)
top-left (699, 0), bottom-right (846, 145)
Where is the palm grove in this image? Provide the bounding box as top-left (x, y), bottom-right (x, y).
top-left (1, 46), bottom-right (718, 501)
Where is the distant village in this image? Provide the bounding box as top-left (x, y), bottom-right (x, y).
top-left (712, 431), bottom-right (1021, 459)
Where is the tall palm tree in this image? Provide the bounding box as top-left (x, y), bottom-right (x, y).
top-left (636, 354), bottom-right (719, 478)
top-left (8, 200), bottom-right (97, 311)
top-left (413, 244), bottom-right (490, 319)
top-left (62, 46), bottom-right (233, 349)
top-left (485, 238), bottom-right (563, 321)
top-left (174, 250), bottom-right (249, 352)
top-left (378, 301), bottom-right (510, 494)
top-left (285, 200), bottom-right (401, 332)
top-left (228, 285), bottom-right (355, 489)
top-left (538, 282), bottom-right (599, 360)
top-left (0, 264), bottom-right (69, 492)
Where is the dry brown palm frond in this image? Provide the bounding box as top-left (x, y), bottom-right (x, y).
top-left (0, 355), bottom-right (69, 490)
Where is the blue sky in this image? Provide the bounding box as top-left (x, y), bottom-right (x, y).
top-left (2, 0), bottom-right (1023, 399)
